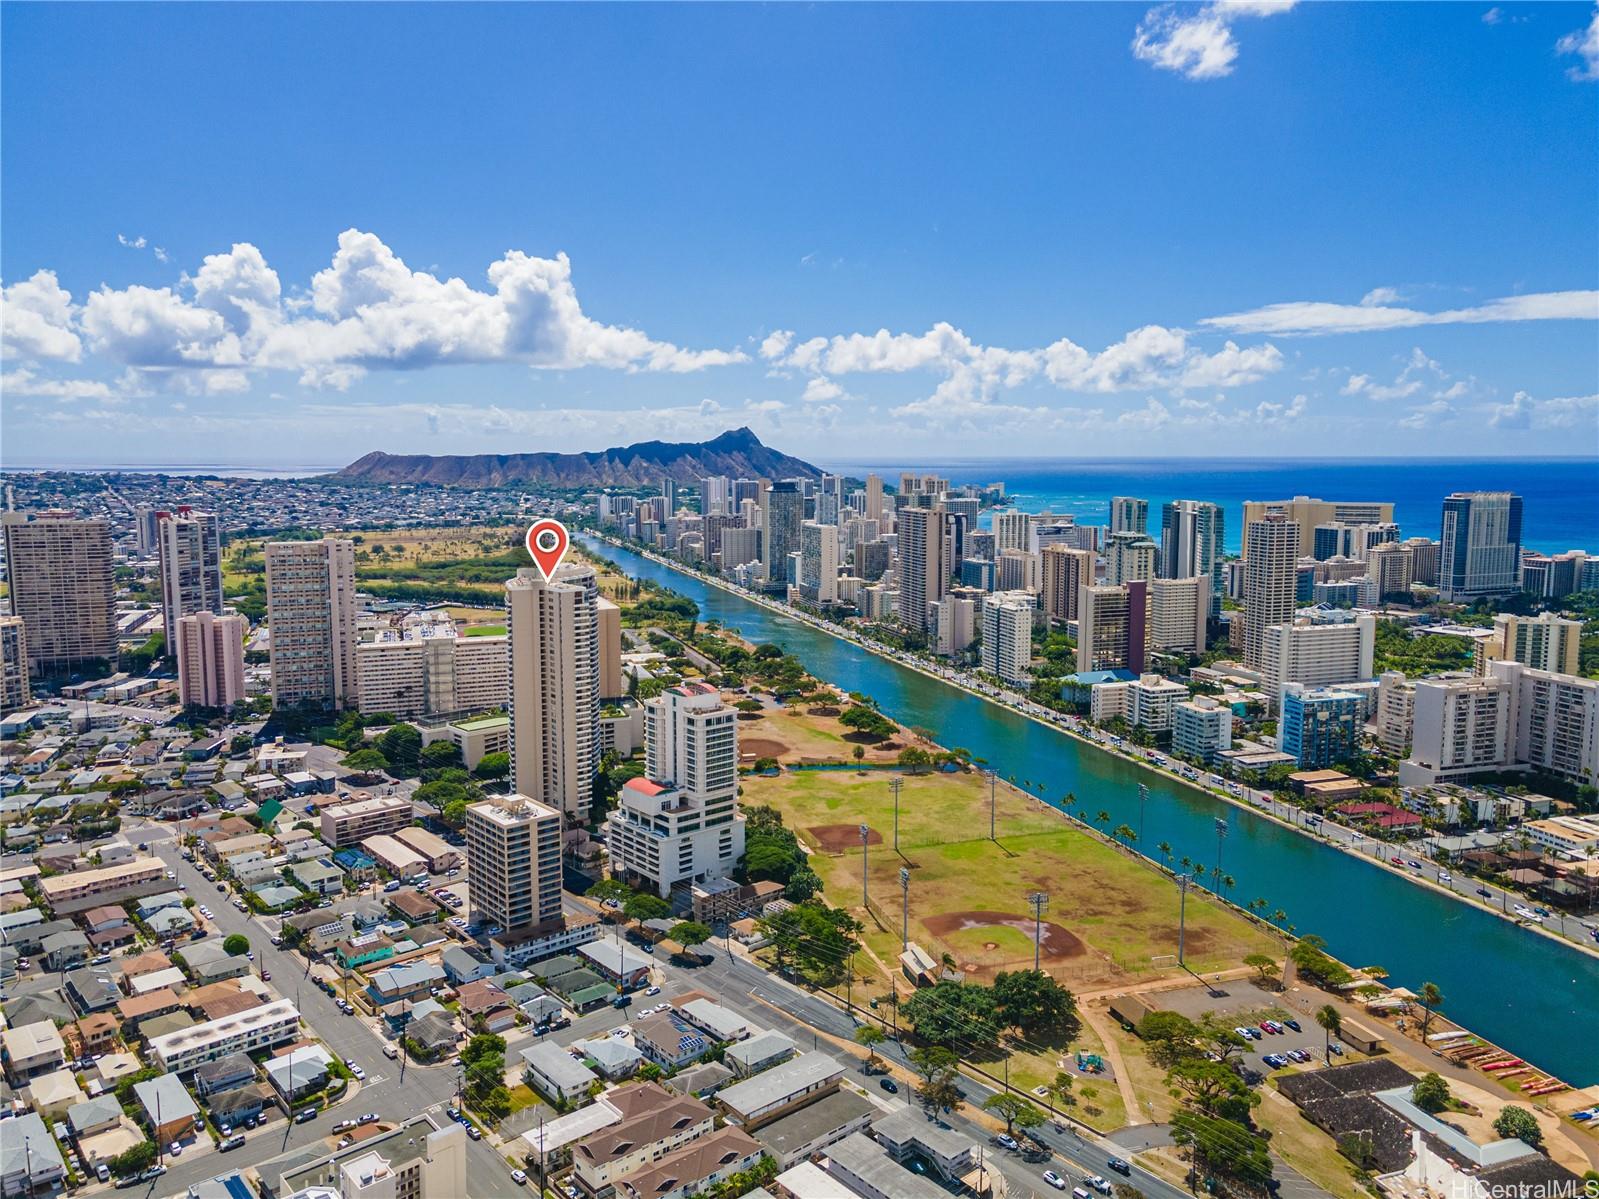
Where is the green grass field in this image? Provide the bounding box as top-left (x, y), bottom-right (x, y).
top-left (743, 766), bottom-right (1279, 989)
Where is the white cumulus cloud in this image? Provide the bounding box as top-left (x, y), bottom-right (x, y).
top-left (1131, 0), bottom-right (1298, 80)
top-left (1557, 3), bottom-right (1599, 80)
top-left (2, 271), bottom-right (84, 362)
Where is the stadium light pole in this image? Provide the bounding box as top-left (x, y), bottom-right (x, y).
top-left (890, 776), bottom-right (903, 854)
top-left (1138, 783), bottom-right (1149, 848)
top-left (1214, 816), bottom-right (1229, 891)
top-left (860, 824), bottom-right (870, 910)
top-left (1026, 892), bottom-right (1049, 972)
top-left (1177, 874), bottom-right (1191, 965)
top-left (899, 867), bottom-right (910, 951)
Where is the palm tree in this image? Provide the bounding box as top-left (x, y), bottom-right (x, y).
top-left (1315, 1003), bottom-right (1342, 1064)
top-left (1096, 810), bottom-right (1112, 832)
top-left (1157, 841), bottom-right (1174, 869)
top-left (1417, 982), bottom-right (1443, 1037)
top-left (1113, 824), bottom-right (1136, 848)
top-left (1180, 855), bottom-right (1193, 873)
top-left (1221, 873), bottom-right (1236, 898)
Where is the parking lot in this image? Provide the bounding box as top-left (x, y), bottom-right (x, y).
top-left (1146, 979), bottom-right (1346, 1076)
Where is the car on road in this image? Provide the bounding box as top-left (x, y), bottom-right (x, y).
top-left (169, 1142), bottom-right (182, 1157)
top-left (1477, 887), bottom-right (1493, 898)
top-left (139, 1165), bottom-right (167, 1182)
top-left (1389, 856), bottom-right (1405, 866)
top-left (261, 969), bottom-right (271, 981)
top-left (511, 1169), bottom-right (528, 1185)
top-left (361, 1113), bottom-right (379, 1124)
top-left (646, 985), bottom-right (661, 995)
top-left (996, 1134), bottom-right (1020, 1151)
top-left (1087, 1176), bottom-right (1113, 1194)
top-left (1043, 1171), bottom-right (1067, 1190)
top-left (383, 1042), bottom-right (400, 1059)
top-left (446, 1107), bottom-right (460, 1120)
top-left (296, 1107), bottom-right (318, 1123)
top-left (1328, 1042), bottom-right (1345, 1056)
top-left (1438, 871), bottom-right (1452, 883)
top-left (351, 1065), bottom-right (366, 1080)
top-left (1107, 1159), bottom-right (1131, 1176)
top-left (879, 1078), bottom-right (898, 1093)
top-left (220, 1134), bottom-right (246, 1152)
top-left (165, 870), bottom-right (176, 880)
top-left (466, 1125), bottom-right (482, 1140)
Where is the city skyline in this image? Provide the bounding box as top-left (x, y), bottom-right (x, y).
top-left (3, 3), bottom-right (1597, 464)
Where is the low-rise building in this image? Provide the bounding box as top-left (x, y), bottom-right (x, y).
top-left (750, 1086), bottom-right (875, 1169)
top-left (319, 795), bottom-right (413, 848)
top-left (134, 1073), bottom-right (201, 1143)
top-left (0, 1112), bottom-right (67, 1198)
top-left (2, 1018), bottom-right (66, 1082)
top-left (614, 1126), bottom-right (765, 1199)
top-left (522, 1042), bottom-right (599, 1104)
top-left (714, 1051), bottom-right (843, 1129)
top-left (146, 997), bottom-right (301, 1074)
top-left (725, 1030), bottom-right (796, 1077)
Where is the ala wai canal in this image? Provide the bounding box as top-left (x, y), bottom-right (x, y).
top-left (583, 536), bottom-right (1599, 1086)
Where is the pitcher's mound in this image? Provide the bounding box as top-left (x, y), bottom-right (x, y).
top-left (808, 824), bottom-right (884, 853)
top-left (925, 910), bottom-right (1088, 963)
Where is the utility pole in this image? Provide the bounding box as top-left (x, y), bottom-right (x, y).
top-left (1177, 874), bottom-right (1191, 965)
top-left (986, 769), bottom-right (998, 841)
top-left (860, 824), bottom-right (870, 910)
top-left (890, 776), bottom-right (903, 854)
top-left (1026, 892), bottom-right (1049, 972)
top-left (1138, 783), bottom-right (1149, 848)
top-left (899, 867), bottom-right (910, 950)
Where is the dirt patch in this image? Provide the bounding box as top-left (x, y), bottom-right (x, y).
top-left (1150, 925), bottom-right (1216, 955)
top-left (808, 824), bottom-right (884, 853)
top-left (739, 738), bottom-right (790, 760)
top-left (924, 910), bottom-right (1089, 962)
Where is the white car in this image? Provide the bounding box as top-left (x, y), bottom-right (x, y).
top-left (645, 985), bottom-right (661, 996)
top-left (510, 1170), bottom-right (528, 1186)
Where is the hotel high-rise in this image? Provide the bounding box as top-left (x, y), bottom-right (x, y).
top-left (506, 563), bottom-right (600, 821)
top-left (1440, 491), bottom-right (1523, 602)
top-left (1, 509), bottom-right (116, 673)
top-left (896, 505), bottom-right (948, 634)
top-left (175, 611), bottom-right (248, 709)
top-left (1242, 516), bottom-right (1300, 670)
top-left (265, 537), bottom-right (359, 708)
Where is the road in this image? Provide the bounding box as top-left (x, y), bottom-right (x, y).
top-left (128, 820), bottom-right (525, 1199)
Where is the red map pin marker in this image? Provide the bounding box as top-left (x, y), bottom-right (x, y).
top-left (525, 519), bottom-right (571, 583)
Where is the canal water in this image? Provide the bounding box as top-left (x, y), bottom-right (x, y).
top-left (583, 535), bottom-right (1599, 1085)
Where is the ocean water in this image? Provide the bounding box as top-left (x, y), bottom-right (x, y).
top-left (823, 457), bottom-right (1599, 556)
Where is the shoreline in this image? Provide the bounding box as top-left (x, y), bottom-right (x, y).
top-left (582, 530), bottom-right (1599, 966)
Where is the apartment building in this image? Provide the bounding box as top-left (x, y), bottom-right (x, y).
top-left (175, 611), bottom-right (248, 709)
top-left (1148, 576), bottom-right (1210, 655)
top-left (1105, 531), bottom-right (1158, 586)
top-left (355, 629), bottom-right (509, 719)
top-left (1375, 671), bottom-right (1416, 755)
top-left (980, 591), bottom-right (1035, 685)
top-left (265, 536), bottom-right (359, 709)
top-left (272, 1118), bottom-right (467, 1199)
top-left (896, 505), bottom-right (948, 634)
top-left (146, 997), bottom-right (301, 1074)
top-left (318, 795), bottom-right (413, 848)
top-left (1160, 499), bottom-right (1224, 614)
top-left (1279, 685), bottom-right (1362, 768)
top-left (507, 563), bottom-right (600, 820)
top-left (1090, 673), bottom-right (1189, 733)
top-left (1040, 545), bottom-right (1094, 627)
top-left (799, 521), bottom-right (839, 604)
top-left (1492, 660), bottom-right (1599, 786)
top-left (1399, 672), bottom-right (1514, 786)
top-left (932, 592), bottom-right (977, 658)
top-left (615, 1127), bottom-right (765, 1199)
top-left (611, 684), bottom-right (745, 897)
top-left (598, 596), bottom-right (623, 698)
top-left (1076, 581), bottom-right (1147, 674)
top-left (1, 509), bottom-right (117, 672)
top-left (466, 794), bottom-right (563, 933)
top-left (156, 507), bottom-right (224, 648)
top-left (1173, 696), bottom-right (1233, 763)
top-left (0, 615), bottom-right (30, 712)
top-left (37, 857), bottom-right (165, 913)
top-left (1490, 612), bottom-right (1582, 676)
top-left (1261, 613), bottom-right (1376, 699)
top-left (571, 1089), bottom-right (715, 1196)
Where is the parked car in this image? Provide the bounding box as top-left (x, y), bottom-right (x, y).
top-left (1043, 1171), bottom-right (1067, 1190)
top-left (879, 1078), bottom-right (898, 1093)
top-left (219, 1135), bottom-right (246, 1152)
top-left (996, 1134), bottom-right (1021, 1152)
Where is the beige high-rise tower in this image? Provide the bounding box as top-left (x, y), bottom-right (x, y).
top-left (175, 611), bottom-right (248, 709)
top-left (506, 563), bottom-right (599, 821)
top-left (1, 510), bottom-right (116, 672)
top-left (1242, 517), bottom-right (1300, 670)
top-left (265, 537), bottom-right (359, 709)
top-left (465, 795), bottom-right (563, 932)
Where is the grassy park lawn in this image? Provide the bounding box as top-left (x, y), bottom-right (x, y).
top-left (743, 766), bottom-right (1060, 845)
top-left (337, 525), bottom-right (523, 564)
top-left (735, 705), bottom-right (909, 766)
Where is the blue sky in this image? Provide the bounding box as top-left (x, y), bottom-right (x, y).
top-left (3, 1), bottom-right (1596, 466)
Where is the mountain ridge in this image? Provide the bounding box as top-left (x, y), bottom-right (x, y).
top-left (328, 427), bottom-right (822, 487)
